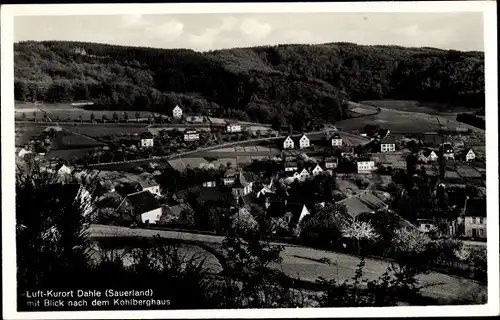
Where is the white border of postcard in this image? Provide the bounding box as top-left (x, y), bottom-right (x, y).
top-left (2, 1), bottom-right (498, 319)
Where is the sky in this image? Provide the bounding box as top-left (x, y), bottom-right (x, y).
top-left (14, 12), bottom-right (484, 52)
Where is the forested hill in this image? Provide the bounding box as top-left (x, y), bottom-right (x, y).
top-left (14, 41), bottom-right (484, 129)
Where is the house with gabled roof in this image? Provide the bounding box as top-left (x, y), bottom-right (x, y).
top-left (380, 136), bottom-right (396, 153)
top-left (462, 148), bottom-right (476, 162)
top-left (419, 149), bottom-right (438, 163)
top-left (283, 136), bottom-right (294, 150)
top-left (17, 147), bottom-right (32, 158)
top-left (226, 122), bottom-right (242, 133)
top-left (357, 157), bottom-right (376, 174)
top-left (312, 164), bottom-right (323, 176)
top-left (439, 142), bottom-right (455, 160)
top-left (184, 129), bottom-right (200, 142)
top-left (140, 132), bottom-right (154, 148)
top-left (298, 134), bottom-right (310, 149)
top-left (172, 105), bottom-right (183, 119)
top-left (223, 168), bottom-right (238, 186)
top-left (135, 180), bottom-right (161, 196)
top-left (462, 197), bottom-right (486, 239)
top-left (231, 171), bottom-right (253, 197)
top-left (330, 133), bottom-right (343, 147)
top-left (116, 190), bottom-right (163, 224)
top-left (298, 168), bottom-right (310, 181)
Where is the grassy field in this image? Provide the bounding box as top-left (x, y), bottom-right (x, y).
top-left (360, 100), bottom-right (481, 116)
top-left (15, 102), bottom-right (158, 121)
top-left (335, 107), bottom-right (479, 134)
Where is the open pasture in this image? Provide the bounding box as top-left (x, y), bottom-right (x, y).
top-left (361, 100), bottom-right (481, 116)
top-left (336, 107), bottom-right (475, 134)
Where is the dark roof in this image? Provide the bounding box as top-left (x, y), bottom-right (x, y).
top-left (331, 133), bottom-right (342, 139)
top-left (140, 132), bottom-right (154, 139)
top-left (378, 129), bottom-right (390, 137)
top-left (232, 171), bottom-right (251, 188)
top-left (224, 168), bottom-right (238, 178)
top-left (185, 129), bottom-right (198, 134)
top-left (98, 180), bottom-right (115, 190)
top-left (380, 136), bottom-right (396, 144)
top-left (285, 203), bottom-right (308, 226)
top-left (357, 156), bottom-right (373, 162)
top-left (465, 198), bottom-right (486, 217)
top-left (138, 180), bottom-right (158, 188)
top-left (125, 191), bottom-right (161, 214)
top-left (284, 161), bottom-right (298, 167)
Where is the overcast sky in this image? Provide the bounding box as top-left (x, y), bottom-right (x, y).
top-left (14, 12), bottom-right (484, 52)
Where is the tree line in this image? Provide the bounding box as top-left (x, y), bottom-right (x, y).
top-left (14, 41), bottom-right (484, 131)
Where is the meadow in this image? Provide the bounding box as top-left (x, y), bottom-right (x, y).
top-left (360, 100), bottom-right (480, 116)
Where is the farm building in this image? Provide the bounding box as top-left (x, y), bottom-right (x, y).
top-left (284, 161), bottom-right (298, 172)
top-left (140, 132), bottom-right (154, 148)
top-left (184, 130), bottom-right (200, 142)
top-left (282, 136), bottom-right (294, 150)
top-left (231, 171), bottom-right (253, 197)
top-left (172, 105), bottom-right (183, 119)
top-left (226, 122), bottom-right (242, 133)
top-left (460, 148), bottom-right (476, 162)
top-left (330, 133), bottom-right (343, 147)
top-left (298, 134), bottom-right (310, 149)
top-left (312, 164), bottom-right (323, 176)
top-left (357, 157), bottom-right (376, 174)
top-left (439, 143), bottom-right (455, 160)
top-left (418, 149), bottom-right (439, 163)
top-left (462, 198), bottom-right (486, 239)
top-left (338, 192), bottom-right (388, 220)
top-left (135, 180), bottom-right (161, 196)
top-left (116, 190), bottom-right (163, 225)
top-left (223, 168), bottom-right (238, 186)
top-left (380, 137), bottom-right (396, 153)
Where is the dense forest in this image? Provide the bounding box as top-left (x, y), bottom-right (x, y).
top-left (14, 41), bottom-right (484, 129)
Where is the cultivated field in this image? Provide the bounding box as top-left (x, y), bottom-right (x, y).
top-left (361, 100), bottom-right (481, 116)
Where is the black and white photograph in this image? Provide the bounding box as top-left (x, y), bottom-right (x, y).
top-left (2, 2), bottom-right (498, 319)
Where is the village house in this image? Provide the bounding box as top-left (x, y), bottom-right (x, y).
top-left (160, 203), bottom-right (193, 224)
top-left (256, 184), bottom-right (274, 199)
top-left (324, 157), bottom-right (339, 169)
top-left (439, 142), bottom-right (455, 160)
top-left (299, 168), bottom-right (310, 181)
top-left (184, 129), bottom-right (200, 142)
top-left (93, 180), bottom-right (116, 198)
top-left (330, 133), bottom-right (343, 147)
top-left (462, 197), bottom-right (487, 239)
top-left (285, 203), bottom-right (311, 233)
top-left (283, 136), bottom-right (295, 150)
top-left (223, 168), bottom-right (238, 186)
top-left (341, 147), bottom-right (356, 159)
top-left (357, 157), bottom-right (376, 174)
top-left (312, 164), bottom-right (323, 176)
top-left (135, 180), bottom-right (161, 196)
top-left (418, 149), bottom-right (439, 163)
top-left (339, 192), bottom-right (388, 220)
top-left (284, 161), bottom-right (298, 172)
top-left (202, 180), bottom-right (217, 188)
top-left (115, 190), bottom-right (163, 225)
top-left (226, 122), bottom-right (242, 133)
top-left (380, 137), bottom-right (396, 153)
top-left (231, 171), bottom-right (253, 197)
top-left (298, 134), bottom-right (310, 149)
top-left (462, 148), bottom-right (476, 162)
top-left (140, 132), bottom-right (154, 148)
top-left (172, 105), bottom-right (183, 119)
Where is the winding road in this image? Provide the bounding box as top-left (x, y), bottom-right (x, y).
top-left (89, 224), bottom-right (486, 304)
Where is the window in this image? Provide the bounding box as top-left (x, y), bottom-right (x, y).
top-left (479, 228), bottom-right (484, 236)
top-left (479, 218), bottom-right (484, 224)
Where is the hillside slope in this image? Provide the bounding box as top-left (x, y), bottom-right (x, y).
top-left (14, 41), bottom-right (484, 130)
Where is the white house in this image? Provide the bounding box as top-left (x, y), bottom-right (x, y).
top-left (419, 150), bottom-right (438, 163)
top-left (299, 168), bottom-right (310, 181)
top-left (202, 181), bottom-right (217, 188)
top-left (312, 164), bottom-right (323, 176)
top-left (256, 185), bottom-right (274, 199)
top-left (184, 130), bottom-right (200, 142)
top-left (231, 172), bottom-right (253, 197)
top-left (464, 148), bottom-right (476, 162)
top-left (330, 133), bottom-right (343, 147)
top-left (116, 190), bottom-right (163, 225)
top-left (380, 137), bottom-right (396, 153)
top-left (357, 157), bottom-right (376, 174)
top-left (140, 133), bottom-right (154, 148)
top-left (299, 134), bottom-right (310, 149)
top-left (284, 161), bottom-right (298, 172)
top-left (57, 164), bottom-right (73, 176)
top-left (137, 181), bottom-right (161, 196)
top-left (283, 136), bottom-right (294, 150)
top-left (226, 122), bottom-right (242, 133)
top-left (172, 105), bottom-right (183, 119)
top-left (463, 198), bottom-right (486, 239)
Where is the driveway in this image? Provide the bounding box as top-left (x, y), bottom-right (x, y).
top-left (89, 224), bottom-right (486, 303)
